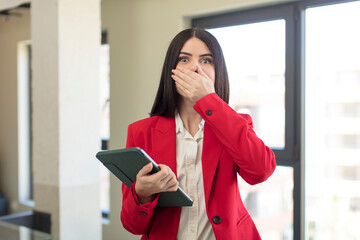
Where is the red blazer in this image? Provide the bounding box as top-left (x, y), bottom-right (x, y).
top-left (121, 93), bottom-right (276, 240)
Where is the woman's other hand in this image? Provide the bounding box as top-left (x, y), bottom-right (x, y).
top-left (135, 163), bottom-right (179, 204)
top-left (172, 66), bottom-right (215, 103)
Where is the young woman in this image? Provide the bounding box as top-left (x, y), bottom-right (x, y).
top-left (121, 28), bottom-right (276, 240)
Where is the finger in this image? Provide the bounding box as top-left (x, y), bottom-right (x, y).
top-left (159, 174), bottom-right (177, 192)
top-left (173, 68), bottom-right (196, 84)
top-left (159, 165), bottom-right (176, 183)
top-left (166, 172), bottom-right (178, 186)
top-left (172, 74), bottom-right (192, 91)
top-left (137, 162), bottom-right (153, 177)
top-left (158, 164), bottom-right (169, 173)
top-left (160, 175), bottom-right (174, 190)
top-left (178, 67), bottom-right (203, 81)
top-left (156, 164), bottom-right (171, 181)
top-left (164, 169), bottom-right (177, 184)
top-left (196, 65), bottom-right (210, 79)
top-left (175, 81), bottom-right (191, 98)
top-left (175, 82), bottom-right (189, 98)
top-left (166, 180), bottom-right (179, 192)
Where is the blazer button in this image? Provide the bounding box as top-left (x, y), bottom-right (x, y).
top-left (212, 216), bottom-right (221, 224)
top-left (140, 211), bottom-right (147, 216)
top-left (206, 110), bottom-right (212, 116)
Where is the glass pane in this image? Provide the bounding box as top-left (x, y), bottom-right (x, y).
top-left (209, 20), bottom-right (286, 149)
top-left (239, 166), bottom-right (293, 239)
top-left (305, 2), bottom-right (360, 239)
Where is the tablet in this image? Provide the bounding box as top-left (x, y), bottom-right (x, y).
top-left (96, 147), bottom-right (193, 207)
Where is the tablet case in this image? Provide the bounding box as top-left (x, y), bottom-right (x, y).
top-left (96, 147), bottom-right (193, 207)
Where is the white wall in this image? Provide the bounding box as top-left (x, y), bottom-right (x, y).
top-left (0, 8), bottom-right (32, 214)
top-left (101, 0), bottom-right (289, 239)
top-left (0, 0), bottom-right (29, 11)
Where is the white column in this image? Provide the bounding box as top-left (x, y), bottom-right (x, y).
top-left (31, 0), bottom-right (102, 239)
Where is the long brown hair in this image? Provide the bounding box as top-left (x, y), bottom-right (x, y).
top-left (150, 28), bottom-right (229, 117)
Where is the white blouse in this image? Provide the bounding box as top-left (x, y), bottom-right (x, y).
top-left (175, 112), bottom-right (216, 240)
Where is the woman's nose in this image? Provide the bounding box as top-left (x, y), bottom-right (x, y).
top-left (189, 61), bottom-right (199, 72)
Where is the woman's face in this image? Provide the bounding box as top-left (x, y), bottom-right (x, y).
top-left (176, 37), bottom-right (215, 83)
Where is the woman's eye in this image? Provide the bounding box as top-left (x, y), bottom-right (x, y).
top-left (178, 57), bottom-right (188, 63)
top-left (201, 58), bottom-right (213, 64)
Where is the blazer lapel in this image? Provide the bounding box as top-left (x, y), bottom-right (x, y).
top-left (151, 116), bottom-right (177, 175)
top-left (151, 117), bottom-right (181, 238)
top-left (202, 123), bottom-right (223, 205)
top-left (150, 116), bottom-right (223, 205)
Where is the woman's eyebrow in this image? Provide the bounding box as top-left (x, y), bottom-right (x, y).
top-left (179, 52), bottom-right (192, 56)
top-left (179, 52), bottom-right (213, 57)
top-left (200, 53), bottom-right (213, 57)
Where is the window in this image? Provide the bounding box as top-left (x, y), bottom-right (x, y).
top-left (193, 0), bottom-right (360, 239)
top-left (238, 167), bottom-right (293, 239)
top-left (193, 4), bottom-right (298, 239)
top-left (18, 40), bottom-right (34, 206)
top-left (304, 1), bottom-right (360, 239)
top-left (208, 20), bottom-right (286, 150)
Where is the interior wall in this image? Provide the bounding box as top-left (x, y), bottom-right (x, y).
top-left (101, 0), bottom-right (289, 239)
top-left (0, 9), bottom-right (32, 214)
top-left (0, 0), bottom-right (29, 11)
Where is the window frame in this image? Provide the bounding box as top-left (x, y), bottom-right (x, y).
top-left (192, 0), bottom-right (359, 239)
top-left (100, 29), bottom-right (111, 221)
